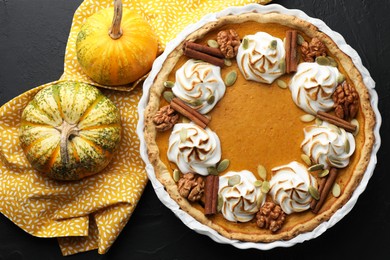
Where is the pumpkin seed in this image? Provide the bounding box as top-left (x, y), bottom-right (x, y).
top-left (350, 119), bottom-right (359, 136)
top-left (257, 164), bottom-right (267, 181)
top-left (190, 99), bottom-right (203, 106)
top-left (345, 139), bottom-right (350, 153)
top-left (297, 34), bottom-right (305, 45)
top-left (173, 169), bottom-right (180, 182)
top-left (318, 169), bottom-right (329, 178)
top-left (163, 91), bottom-right (174, 103)
top-left (308, 163), bottom-right (324, 172)
top-left (279, 59), bottom-right (286, 73)
top-left (181, 117), bottom-right (190, 123)
top-left (327, 56), bottom-right (338, 67)
top-left (217, 159), bottom-right (230, 173)
top-left (163, 81), bottom-right (175, 88)
top-left (277, 79), bottom-right (288, 89)
top-left (207, 95), bottom-right (215, 105)
top-left (332, 183), bottom-right (341, 197)
top-left (300, 114), bottom-right (316, 122)
top-left (228, 174), bottom-right (241, 186)
top-left (315, 118), bottom-right (323, 126)
top-left (242, 38), bottom-right (249, 50)
top-left (224, 58), bottom-right (232, 67)
top-left (301, 154), bottom-right (312, 166)
top-left (337, 73), bottom-right (346, 84)
top-left (261, 181), bottom-right (270, 193)
top-left (257, 193), bottom-right (265, 208)
top-left (308, 185), bottom-right (320, 200)
top-left (316, 56), bottom-right (330, 66)
top-left (207, 39), bottom-right (219, 48)
top-left (269, 40), bottom-right (277, 50)
top-left (254, 180), bottom-right (263, 187)
top-left (225, 70), bottom-right (237, 87)
top-left (180, 127), bottom-right (187, 142)
top-left (217, 195), bottom-right (223, 212)
top-left (207, 166), bottom-right (218, 176)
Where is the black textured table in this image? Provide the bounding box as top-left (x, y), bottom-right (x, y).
top-left (0, 1), bottom-right (389, 259)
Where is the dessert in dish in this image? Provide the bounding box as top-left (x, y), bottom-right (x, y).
top-left (143, 11), bottom-right (375, 242)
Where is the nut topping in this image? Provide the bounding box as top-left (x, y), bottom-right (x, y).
top-left (332, 81), bottom-right (359, 120)
top-left (256, 202), bottom-right (286, 232)
top-left (217, 29), bottom-right (241, 59)
top-left (301, 37), bottom-right (327, 62)
top-left (153, 105), bottom-right (180, 131)
top-left (177, 173), bottom-right (205, 202)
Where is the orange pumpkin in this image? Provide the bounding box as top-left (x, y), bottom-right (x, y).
top-left (76, 0), bottom-right (158, 86)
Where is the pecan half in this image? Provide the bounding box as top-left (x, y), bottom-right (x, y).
top-left (217, 29), bottom-right (240, 59)
top-left (332, 81), bottom-right (359, 120)
top-left (301, 37), bottom-right (327, 62)
top-left (256, 202), bottom-right (286, 232)
top-left (153, 105), bottom-right (180, 131)
top-left (177, 173), bottom-right (205, 202)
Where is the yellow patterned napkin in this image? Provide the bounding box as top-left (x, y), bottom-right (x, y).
top-left (0, 0), bottom-right (269, 256)
top-left (0, 81), bottom-right (146, 255)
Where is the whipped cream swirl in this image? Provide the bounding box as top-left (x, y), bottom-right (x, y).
top-left (236, 32), bottom-right (285, 84)
top-left (301, 121), bottom-right (356, 169)
top-left (219, 170), bottom-right (265, 222)
top-left (269, 161), bottom-right (317, 214)
top-left (172, 59), bottom-right (226, 114)
top-left (289, 62), bottom-right (341, 114)
top-left (168, 123), bottom-right (221, 176)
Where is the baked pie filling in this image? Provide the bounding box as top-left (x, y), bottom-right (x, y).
top-left (144, 13), bottom-right (375, 242)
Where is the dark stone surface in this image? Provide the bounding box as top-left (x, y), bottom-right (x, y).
top-left (0, 0), bottom-right (389, 259)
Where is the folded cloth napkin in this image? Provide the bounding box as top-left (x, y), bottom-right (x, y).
top-left (0, 0), bottom-right (270, 256)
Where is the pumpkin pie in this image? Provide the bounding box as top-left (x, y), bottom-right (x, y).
top-left (142, 9), bottom-right (376, 244)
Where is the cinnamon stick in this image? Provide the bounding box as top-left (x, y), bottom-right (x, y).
top-left (183, 46), bottom-right (225, 67)
top-left (290, 30), bottom-right (298, 72)
top-left (285, 30), bottom-right (298, 73)
top-left (317, 111), bottom-right (354, 125)
top-left (317, 111), bottom-right (356, 132)
top-left (310, 176), bottom-right (326, 210)
top-left (312, 168), bottom-right (338, 214)
top-left (211, 176), bottom-right (219, 215)
top-left (204, 175), bottom-right (214, 214)
top-left (285, 31), bottom-right (292, 73)
top-left (205, 175), bottom-right (219, 215)
top-left (184, 42), bottom-right (224, 58)
top-left (171, 98), bottom-right (210, 128)
top-left (172, 98), bottom-right (210, 125)
top-left (170, 101), bottom-right (206, 128)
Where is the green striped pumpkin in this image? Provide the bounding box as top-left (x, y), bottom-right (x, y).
top-left (19, 81), bottom-right (122, 180)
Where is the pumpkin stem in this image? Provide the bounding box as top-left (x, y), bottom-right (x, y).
top-left (109, 0), bottom-right (123, 39)
top-left (57, 121), bottom-right (80, 165)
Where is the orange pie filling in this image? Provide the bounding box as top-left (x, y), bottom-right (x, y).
top-left (147, 17), bottom-right (373, 242)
